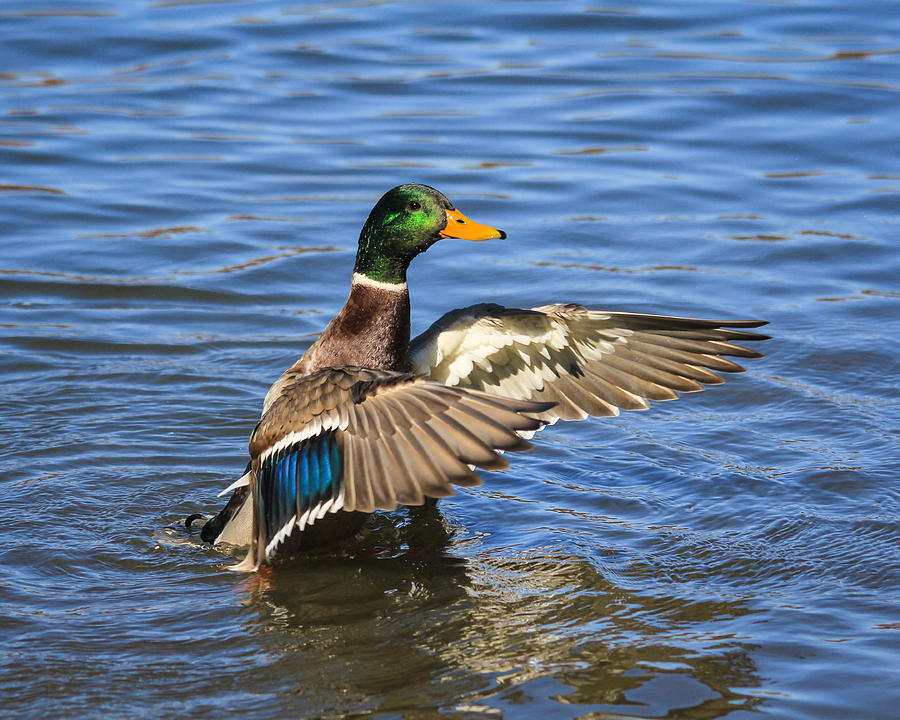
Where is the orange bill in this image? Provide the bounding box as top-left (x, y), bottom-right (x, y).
top-left (440, 208), bottom-right (506, 241)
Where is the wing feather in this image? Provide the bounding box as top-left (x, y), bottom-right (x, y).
top-left (411, 303), bottom-right (768, 426)
top-left (378, 433), bottom-right (424, 506)
top-left (598, 351), bottom-right (705, 395)
top-left (235, 365), bottom-right (551, 567)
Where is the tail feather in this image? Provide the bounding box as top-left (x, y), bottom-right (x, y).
top-left (200, 461), bottom-right (252, 544)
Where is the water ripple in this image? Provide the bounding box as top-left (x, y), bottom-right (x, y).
top-left (2, 1), bottom-right (899, 718)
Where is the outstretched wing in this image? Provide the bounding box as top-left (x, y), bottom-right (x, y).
top-left (239, 365), bottom-right (552, 567)
top-left (410, 303), bottom-right (768, 424)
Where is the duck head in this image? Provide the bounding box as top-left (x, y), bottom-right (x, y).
top-left (353, 183), bottom-right (505, 285)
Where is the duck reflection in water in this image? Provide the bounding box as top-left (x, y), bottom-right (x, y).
top-left (239, 538), bottom-right (765, 718)
top-left (238, 500), bottom-right (466, 595)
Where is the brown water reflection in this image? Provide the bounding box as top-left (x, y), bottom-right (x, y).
top-left (242, 512), bottom-right (762, 717)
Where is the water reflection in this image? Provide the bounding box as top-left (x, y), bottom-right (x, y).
top-left (242, 510), bottom-right (763, 717)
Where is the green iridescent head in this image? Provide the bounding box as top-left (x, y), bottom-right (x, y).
top-left (353, 183), bottom-right (505, 285)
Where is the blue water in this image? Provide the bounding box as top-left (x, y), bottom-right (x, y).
top-left (1, 1), bottom-right (898, 718)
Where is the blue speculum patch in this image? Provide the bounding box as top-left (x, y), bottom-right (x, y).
top-left (258, 431), bottom-right (342, 544)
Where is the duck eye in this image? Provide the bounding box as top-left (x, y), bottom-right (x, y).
top-left (408, 201), bottom-right (421, 211)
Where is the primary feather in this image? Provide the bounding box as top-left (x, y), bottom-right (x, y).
top-left (411, 303), bottom-right (768, 424)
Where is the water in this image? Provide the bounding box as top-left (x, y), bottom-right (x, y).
top-left (1, 1), bottom-right (898, 717)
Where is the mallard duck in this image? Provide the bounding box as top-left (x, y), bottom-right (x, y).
top-left (194, 184), bottom-right (768, 570)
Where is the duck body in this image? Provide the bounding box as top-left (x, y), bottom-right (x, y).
top-left (263, 278), bottom-right (412, 410)
top-left (196, 184), bottom-right (768, 571)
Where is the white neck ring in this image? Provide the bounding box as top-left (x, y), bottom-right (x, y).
top-left (351, 272), bottom-right (408, 292)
